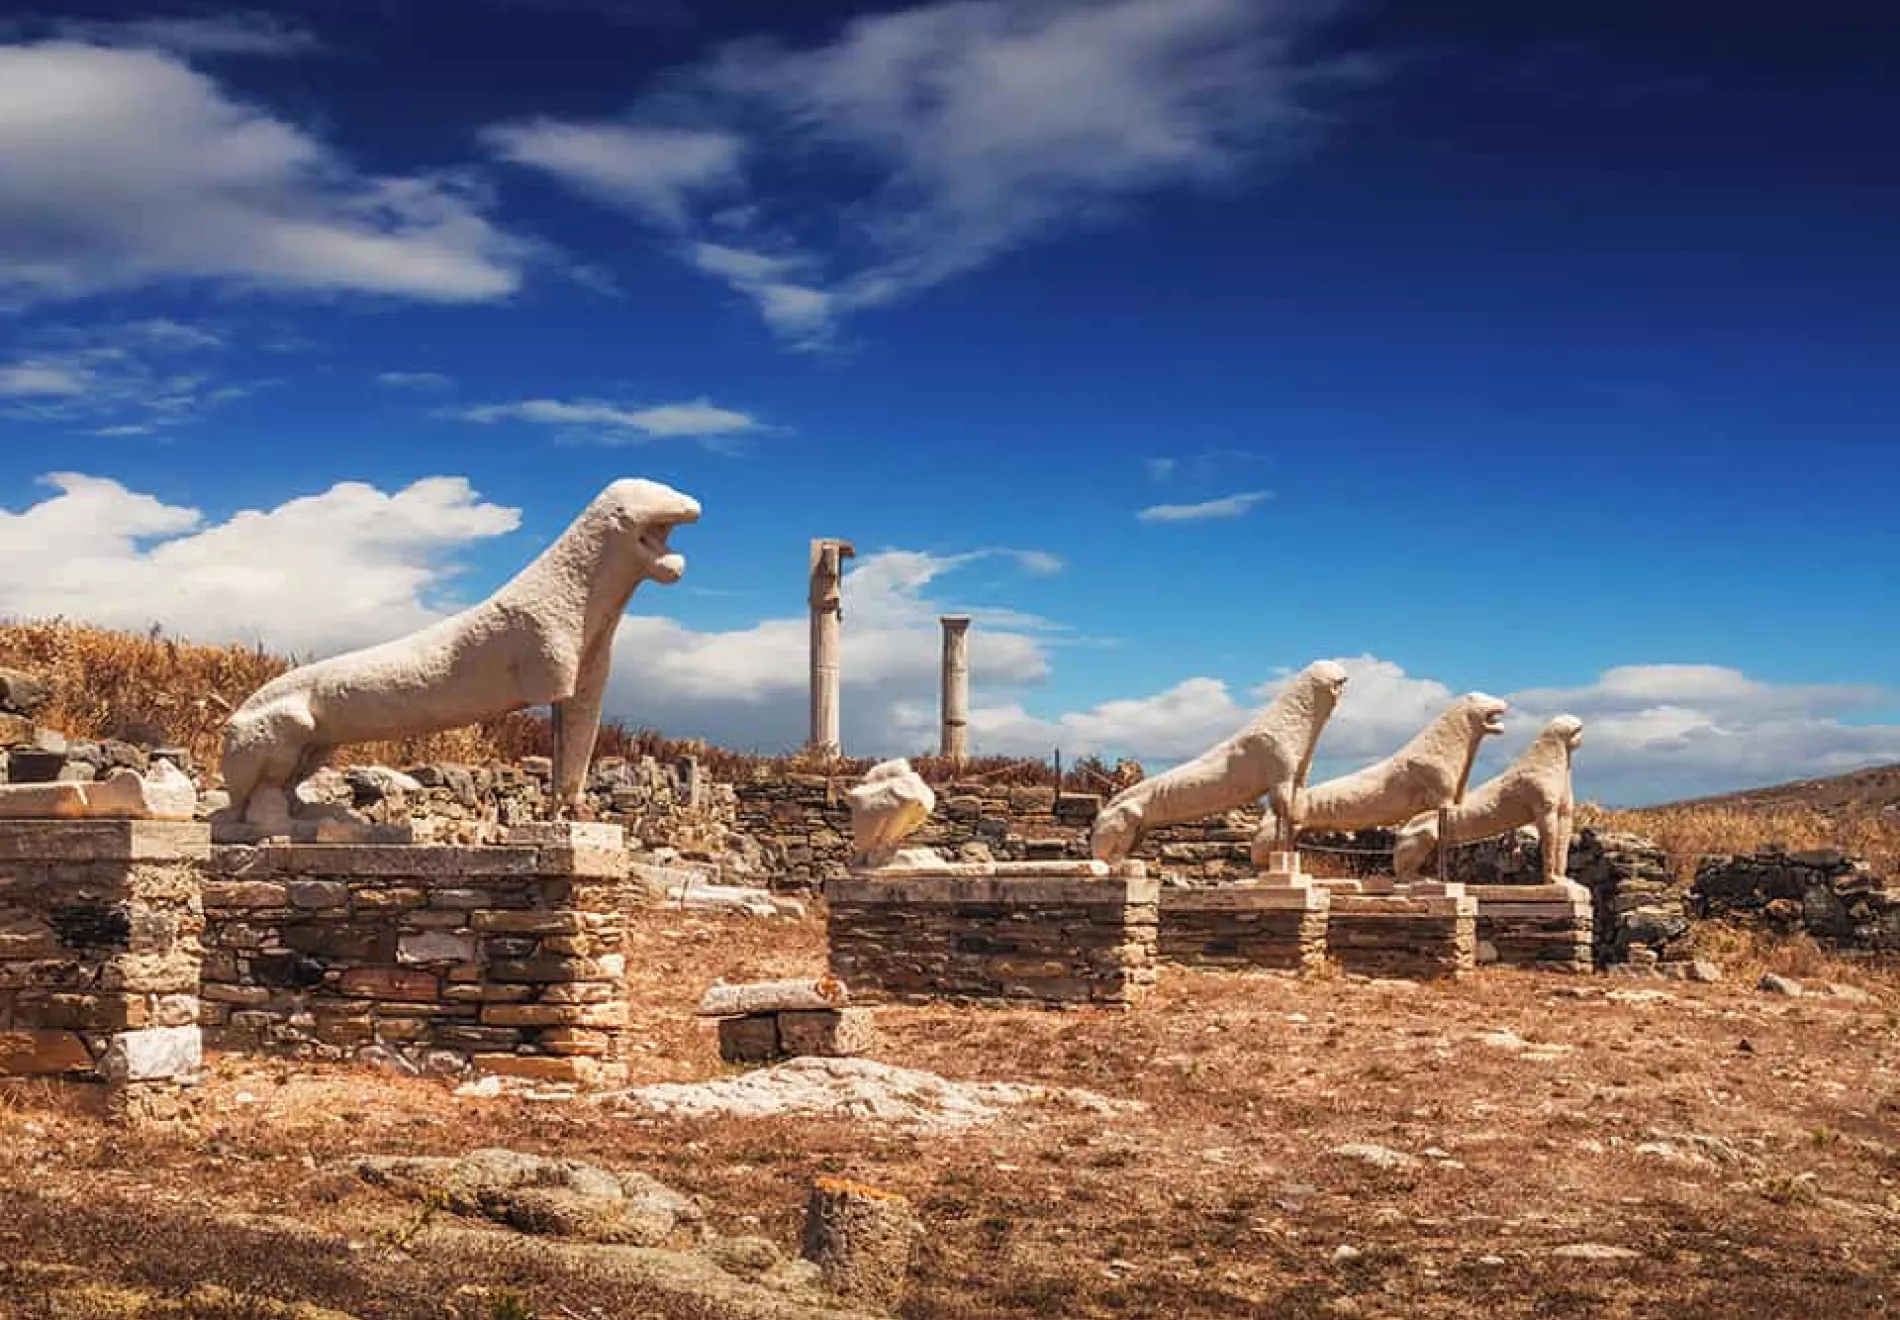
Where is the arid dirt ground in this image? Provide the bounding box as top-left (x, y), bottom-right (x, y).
top-left (4, 910), bottom-right (1898, 1319)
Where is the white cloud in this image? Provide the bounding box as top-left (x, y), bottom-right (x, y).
top-left (1136, 490), bottom-right (1271, 522)
top-left (377, 371), bottom-right (455, 391)
top-left (448, 397), bottom-right (764, 445)
top-left (0, 473), bottom-right (521, 656)
top-left (0, 41), bottom-right (531, 307)
top-left (30, 12), bottom-right (321, 57)
top-left (487, 0), bottom-right (1367, 343)
top-left (482, 121), bottom-right (744, 227)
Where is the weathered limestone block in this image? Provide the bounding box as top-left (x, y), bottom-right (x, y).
top-left (777, 1008), bottom-right (875, 1058)
top-left (0, 1029), bottom-right (93, 1074)
top-left (0, 761), bottom-right (198, 821)
top-left (696, 976), bottom-right (849, 1017)
top-left (801, 1176), bottom-right (921, 1309)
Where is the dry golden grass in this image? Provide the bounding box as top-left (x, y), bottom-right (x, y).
top-left (1584, 802), bottom-right (1900, 880)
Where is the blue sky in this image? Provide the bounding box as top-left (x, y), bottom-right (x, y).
top-left (1, 0), bottom-right (1896, 804)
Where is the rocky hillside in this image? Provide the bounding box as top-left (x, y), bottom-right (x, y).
top-left (1655, 763), bottom-right (1900, 817)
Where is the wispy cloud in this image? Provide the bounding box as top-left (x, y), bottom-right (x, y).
top-left (0, 42), bottom-right (532, 309)
top-left (0, 317), bottom-right (253, 432)
top-left (482, 121), bottom-right (744, 228)
top-left (5, 11), bottom-right (321, 57)
top-left (485, 0), bottom-right (1373, 346)
top-left (446, 396), bottom-right (766, 447)
top-left (1136, 489), bottom-right (1272, 523)
top-left (377, 371), bottom-right (455, 391)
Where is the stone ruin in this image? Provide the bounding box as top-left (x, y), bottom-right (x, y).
top-left (3, 479), bottom-right (1897, 1128)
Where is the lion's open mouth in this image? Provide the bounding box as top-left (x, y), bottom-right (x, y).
top-left (1482, 710), bottom-right (1508, 734)
top-left (638, 525), bottom-right (688, 583)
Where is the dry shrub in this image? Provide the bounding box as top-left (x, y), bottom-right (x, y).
top-left (1586, 802), bottom-right (1900, 882)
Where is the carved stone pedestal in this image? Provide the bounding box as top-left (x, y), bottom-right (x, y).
top-left (1472, 882), bottom-right (1592, 972)
top-left (1328, 891), bottom-right (1477, 979)
top-left (1158, 883), bottom-right (1330, 973)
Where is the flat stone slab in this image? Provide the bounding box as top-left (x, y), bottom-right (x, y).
top-left (506, 821), bottom-right (628, 850)
top-left (1161, 885), bottom-right (1330, 912)
top-left (828, 870), bottom-right (1157, 907)
top-left (848, 859), bottom-right (1144, 881)
top-left (0, 819), bottom-right (210, 862)
top-left (210, 841), bottom-right (623, 878)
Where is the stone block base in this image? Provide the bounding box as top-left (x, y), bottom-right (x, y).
top-left (202, 839), bottom-right (631, 1083)
top-left (825, 865), bottom-right (1158, 1007)
top-left (1328, 893), bottom-right (1476, 979)
top-left (1473, 884), bottom-right (1593, 972)
top-left (1158, 884), bottom-right (1329, 973)
top-left (716, 1008), bottom-right (876, 1064)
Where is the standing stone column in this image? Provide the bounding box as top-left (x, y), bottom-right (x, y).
top-left (808, 538), bottom-right (855, 756)
top-left (939, 615), bottom-right (971, 763)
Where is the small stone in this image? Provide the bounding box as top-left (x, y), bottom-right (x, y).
top-left (1331, 1244), bottom-right (1363, 1265)
top-left (1756, 973), bottom-right (1803, 997)
top-left (0, 668), bottom-right (52, 716)
top-left (1552, 1243), bottom-right (1640, 1262)
top-left (1326, 1143), bottom-right (1420, 1171)
top-left (98, 1025), bottom-right (201, 1083)
top-left (1826, 983), bottom-right (1876, 1005)
top-left (1660, 959), bottom-right (1722, 983)
top-left (1476, 1255), bottom-right (1507, 1268)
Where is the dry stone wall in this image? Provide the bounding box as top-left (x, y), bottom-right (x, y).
top-left (0, 820), bottom-right (206, 1120)
top-left (201, 833), bottom-right (633, 1084)
top-left (1693, 848), bottom-right (1900, 953)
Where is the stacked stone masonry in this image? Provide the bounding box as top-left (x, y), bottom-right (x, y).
top-left (1472, 884), bottom-right (1593, 972)
top-left (1327, 892), bottom-right (1477, 980)
top-left (201, 833), bottom-right (632, 1084)
top-left (1693, 848), bottom-right (1900, 952)
top-left (0, 820), bottom-right (206, 1121)
top-left (825, 868), bottom-right (1158, 1007)
top-left (1157, 885), bottom-right (1329, 973)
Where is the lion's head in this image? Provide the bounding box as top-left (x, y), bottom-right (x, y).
top-left (601, 478), bottom-right (701, 583)
top-left (1543, 714), bottom-right (1584, 750)
top-left (1460, 692), bottom-right (1509, 741)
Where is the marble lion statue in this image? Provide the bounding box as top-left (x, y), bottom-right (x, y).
top-left (1251, 691), bottom-right (1507, 866)
top-left (1090, 660), bottom-right (1349, 863)
top-left (1392, 714), bottom-right (1583, 884)
top-left (219, 478), bottom-right (701, 835)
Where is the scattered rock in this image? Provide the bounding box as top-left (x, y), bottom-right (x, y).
top-left (1660, 959), bottom-right (1722, 983)
top-left (1825, 983), bottom-right (1876, 1005)
top-left (609, 1056), bottom-right (1142, 1131)
top-left (1326, 1143), bottom-right (1420, 1171)
top-left (350, 1148), bottom-right (702, 1247)
top-left (0, 667), bottom-right (52, 717)
top-left (1756, 973), bottom-right (1804, 997)
top-left (1330, 1244), bottom-right (1363, 1265)
top-left (1552, 1243), bottom-right (1640, 1262)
